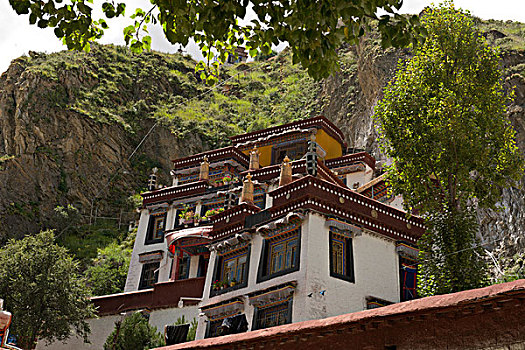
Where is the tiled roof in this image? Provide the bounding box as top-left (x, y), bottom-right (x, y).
top-left (230, 116), bottom-right (346, 147)
top-left (154, 279), bottom-right (525, 349)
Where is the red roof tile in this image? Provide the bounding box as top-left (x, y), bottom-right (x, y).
top-left (155, 279), bottom-right (525, 349)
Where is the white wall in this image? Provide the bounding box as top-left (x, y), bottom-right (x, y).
top-left (346, 164), bottom-right (374, 190)
top-left (125, 208), bottom-right (172, 292)
top-left (36, 306), bottom-right (200, 350)
top-left (194, 212), bottom-right (401, 339)
top-left (36, 315), bottom-right (120, 350)
top-left (303, 213), bottom-right (399, 322)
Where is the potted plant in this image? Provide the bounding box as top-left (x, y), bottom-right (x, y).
top-left (214, 178), bottom-right (223, 187)
top-left (179, 208), bottom-right (194, 227)
top-left (222, 175), bottom-right (232, 185)
top-left (230, 278), bottom-right (237, 287)
top-left (212, 280), bottom-right (220, 291)
top-left (178, 206), bottom-right (189, 226)
top-left (221, 279), bottom-right (229, 290)
top-left (193, 213), bottom-right (201, 225)
top-left (205, 209), bottom-right (219, 219)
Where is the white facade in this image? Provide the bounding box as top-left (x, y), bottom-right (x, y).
top-left (345, 164), bottom-right (374, 190)
top-left (195, 211), bottom-right (403, 339)
top-left (125, 208), bottom-right (172, 292)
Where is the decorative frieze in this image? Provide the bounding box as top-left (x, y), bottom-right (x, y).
top-left (138, 250), bottom-right (163, 263)
top-left (201, 298), bottom-right (245, 321)
top-left (256, 212), bottom-right (305, 237)
top-left (248, 283), bottom-right (296, 308)
top-left (325, 218), bottom-right (362, 238)
top-left (396, 243), bottom-right (420, 259)
top-left (209, 233), bottom-right (251, 253)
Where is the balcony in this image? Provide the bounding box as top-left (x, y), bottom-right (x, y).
top-left (92, 277), bottom-right (206, 316)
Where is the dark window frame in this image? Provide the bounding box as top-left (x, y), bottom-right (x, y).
top-left (252, 298), bottom-right (293, 331)
top-left (329, 231), bottom-right (355, 283)
top-left (210, 245), bottom-right (251, 297)
top-left (270, 140), bottom-right (307, 165)
top-left (399, 256), bottom-right (417, 301)
top-left (176, 252), bottom-right (191, 280)
top-left (205, 318), bottom-right (224, 338)
top-left (138, 261), bottom-right (160, 290)
top-left (145, 212), bottom-right (166, 245)
top-left (257, 227), bottom-right (301, 283)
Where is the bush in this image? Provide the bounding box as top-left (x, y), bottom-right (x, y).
top-left (104, 313), bottom-right (165, 350)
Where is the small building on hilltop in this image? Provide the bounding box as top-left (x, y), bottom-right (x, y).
top-left (40, 116), bottom-right (424, 349)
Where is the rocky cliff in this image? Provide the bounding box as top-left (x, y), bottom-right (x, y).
top-left (0, 20), bottom-right (524, 273)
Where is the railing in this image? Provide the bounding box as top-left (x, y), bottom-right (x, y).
top-left (245, 210), bottom-right (272, 229)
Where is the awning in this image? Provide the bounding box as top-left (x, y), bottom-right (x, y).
top-left (166, 226), bottom-right (213, 255)
top-left (201, 299), bottom-right (244, 321)
top-left (138, 250), bottom-right (163, 263)
top-left (325, 219), bottom-right (362, 237)
top-left (248, 284), bottom-right (296, 308)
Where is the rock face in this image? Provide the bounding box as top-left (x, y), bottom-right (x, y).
top-left (0, 48), bottom-right (201, 242)
top-left (0, 25), bottom-right (524, 270)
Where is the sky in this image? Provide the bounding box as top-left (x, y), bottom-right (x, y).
top-left (1, 0), bottom-right (525, 75)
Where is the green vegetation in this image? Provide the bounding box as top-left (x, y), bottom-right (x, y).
top-left (475, 18), bottom-right (525, 51)
top-left (0, 230), bottom-right (95, 350)
top-left (104, 312), bottom-right (165, 350)
top-left (173, 316), bottom-right (198, 342)
top-left (500, 253), bottom-right (525, 282)
top-left (374, 3), bottom-right (524, 295)
top-left (23, 44), bottom-right (323, 150)
top-left (84, 233), bottom-right (133, 296)
top-left (9, 0), bottom-right (425, 80)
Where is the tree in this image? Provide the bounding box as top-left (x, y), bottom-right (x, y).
top-left (84, 241), bottom-right (132, 296)
top-left (0, 230), bottom-right (96, 350)
top-left (104, 312), bottom-right (164, 350)
top-left (373, 2), bottom-right (524, 295)
top-left (8, 0), bottom-right (425, 80)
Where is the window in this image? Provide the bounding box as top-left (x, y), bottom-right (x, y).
top-left (222, 254), bottom-right (247, 283)
top-left (211, 246), bottom-right (250, 296)
top-left (271, 140), bottom-right (307, 164)
top-left (173, 252), bottom-right (190, 280)
top-left (258, 225), bottom-right (301, 282)
top-left (197, 254), bottom-right (209, 278)
top-left (366, 297), bottom-right (393, 310)
top-left (269, 237), bottom-right (298, 274)
top-left (329, 230), bottom-right (355, 282)
top-left (145, 212), bottom-right (166, 244)
top-left (205, 319), bottom-right (223, 338)
top-left (253, 299), bottom-right (292, 330)
top-left (139, 262), bottom-right (159, 290)
top-left (400, 257), bottom-right (417, 301)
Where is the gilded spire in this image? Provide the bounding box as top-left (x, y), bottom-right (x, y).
top-left (199, 156), bottom-right (210, 181)
top-left (279, 156), bottom-right (293, 186)
top-left (249, 146), bottom-right (260, 170)
top-left (240, 173), bottom-right (254, 204)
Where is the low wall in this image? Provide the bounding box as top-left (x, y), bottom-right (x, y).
top-left (36, 277), bottom-right (206, 349)
top-left (36, 306), bottom-right (200, 350)
top-left (94, 277), bottom-right (205, 316)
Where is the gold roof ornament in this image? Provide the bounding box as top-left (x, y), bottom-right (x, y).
top-left (279, 156), bottom-right (293, 187)
top-left (249, 146), bottom-right (260, 170)
top-left (241, 173), bottom-right (254, 204)
top-left (199, 156), bottom-right (210, 181)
